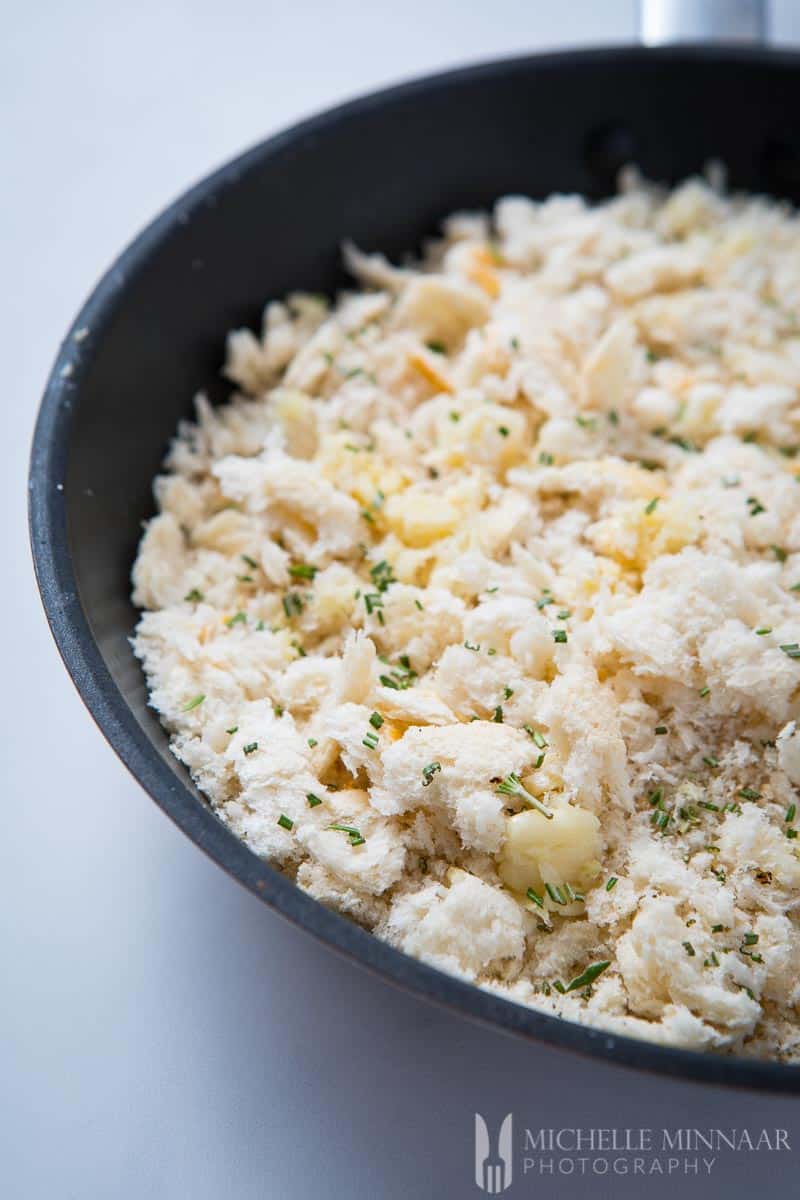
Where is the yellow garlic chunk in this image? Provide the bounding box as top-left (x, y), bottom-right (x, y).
top-left (384, 489), bottom-right (460, 548)
top-left (498, 802), bottom-right (601, 895)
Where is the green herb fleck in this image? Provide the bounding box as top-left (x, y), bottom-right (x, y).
top-left (422, 761), bottom-right (442, 787)
top-left (182, 694), bottom-right (205, 712)
top-left (289, 562), bottom-right (317, 580)
top-left (563, 960), bottom-right (611, 993)
top-left (370, 560), bottom-right (396, 592)
top-left (496, 773), bottom-right (552, 819)
top-left (282, 593), bottom-right (304, 619)
top-left (328, 823), bottom-right (365, 847)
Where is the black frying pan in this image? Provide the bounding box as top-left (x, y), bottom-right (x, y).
top-left (28, 37), bottom-right (800, 1092)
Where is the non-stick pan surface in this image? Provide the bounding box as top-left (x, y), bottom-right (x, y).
top-left (29, 45), bottom-right (800, 1091)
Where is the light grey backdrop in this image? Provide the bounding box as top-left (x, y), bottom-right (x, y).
top-left (4, 2), bottom-right (800, 1197)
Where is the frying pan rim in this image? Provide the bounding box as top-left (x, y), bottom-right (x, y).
top-left (29, 42), bottom-right (800, 1093)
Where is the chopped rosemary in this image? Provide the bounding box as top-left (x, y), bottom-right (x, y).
top-left (654, 725), bottom-right (668, 735)
top-left (369, 560), bottom-right (395, 592)
top-left (526, 887), bottom-right (544, 908)
top-left (277, 814), bottom-right (294, 831)
top-left (329, 823), bottom-right (365, 847)
top-left (606, 877), bottom-right (618, 892)
top-left (699, 686), bottom-right (711, 697)
top-left (644, 497), bottom-right (659, 514)
top-left (184, 588), bottom-right (204, 602)
top-left (362, 731), bottom-right (379, 750)
top-left (369, 712), bottom-right (384, 729)
top-left (182, 694), bottom-right (205, 712)
top-left (282, 593), bottom-right (304, 619)
top-left (703, 755), bottom-right (719, 768)
top-left (492, 705), bottom-right (504, 723)
top-left (683, 941), bottom-right (696, 957)
top-left (742, 932), bottom-right (759, 946)
top-left (780, 643), bottom-right (800, 659)
top-left (739, 787), bottom-right (761, 800)
top-left (497, 425), bottom-right (510, 438)
top-left (307, 737), bottom-right (318, 748)
top-left (552, 629), bottom-right (568, 644)
top-left (422, 761), bottom-right (442, 787)
top-left (226, 611), bottom-right (247, 627)
top-left (243, 742), bottom-right (258, 755)
top-left (496, 774), bottom-right (552, 819)
top-left (306, 793), bottom-right (322, 808)
top-left (241, 553), bottom-right (259, 570)
top-left (539, 451), bottom-right (554, 465)
top-left (225, 726), bottom-right (238, 735)
top-left (786, 803), bottom-right (796, 824)
top-left (563, 960), bottom-right (610, 994)
top-left (289, 562), bottom-right (317, 580)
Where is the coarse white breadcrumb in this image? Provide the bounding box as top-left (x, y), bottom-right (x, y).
top-left (133, 172), bottom-right (800, 1059)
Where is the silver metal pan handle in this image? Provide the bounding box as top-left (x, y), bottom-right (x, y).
top-left (639, 0), bottom-right (767, 43)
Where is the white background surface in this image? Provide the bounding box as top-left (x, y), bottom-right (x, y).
top-left (5, 2), bottom-right (800, 1197)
